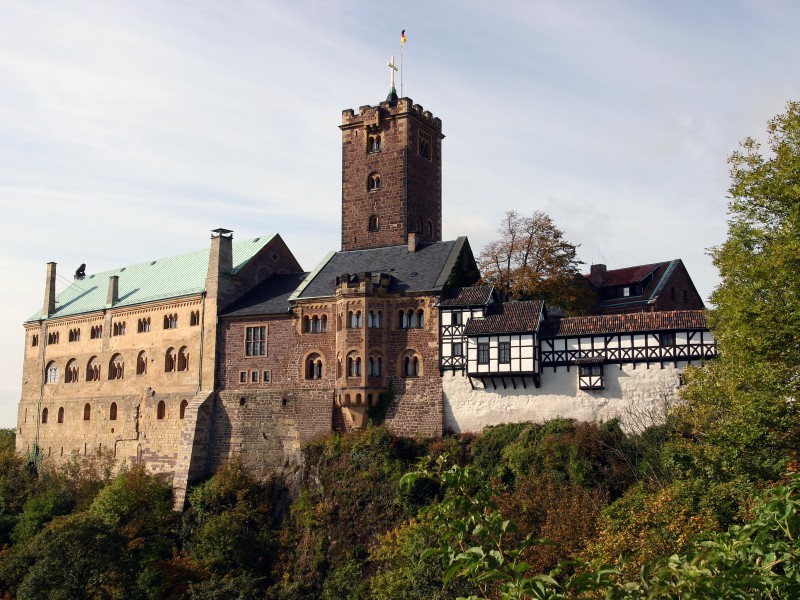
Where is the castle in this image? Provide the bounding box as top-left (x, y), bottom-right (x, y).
top-left (16, 89), bottom-right (715, 507)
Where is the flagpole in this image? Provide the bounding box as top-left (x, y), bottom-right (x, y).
top-left (400, 42), bottom-right (404, 98)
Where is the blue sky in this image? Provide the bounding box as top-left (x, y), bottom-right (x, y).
top-left (1, 1), bottom-right (798, 427)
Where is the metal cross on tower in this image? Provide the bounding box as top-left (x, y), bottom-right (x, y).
top-left (388, 55), bottom-right (398, 93)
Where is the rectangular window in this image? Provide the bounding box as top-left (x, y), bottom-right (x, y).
top-left (622, 287), bottom-right (631, 297)
top-left (579, 365), bottom-right (602, 377)
top-left (499, 342), bottom-right (511, 364)
top-left (239, 371), bottom-right (247, 383)
top-left (452, 342), bottom-right (463, 357)
top-left (477, 343), bottom-right (489, 364)
top-left (251, 371), bottom-right (258, 383)
top-left (245, 326), bottom-right (267, 356)
top-left (263, 370), bottom-right (271, 382)
top-left (660, 332), bottom-right (676, 346)
top-left (451, 311), bottom-right (462, 325)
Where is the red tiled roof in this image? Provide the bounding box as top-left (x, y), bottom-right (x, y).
top-left (439, 286), bottom-right (494, 307)
top-left (585, 262), bottom-right (667, 288)
top-left (540, 310), bottom-right (708, 337)
top-left (464, 301), bottom-right (544, 335)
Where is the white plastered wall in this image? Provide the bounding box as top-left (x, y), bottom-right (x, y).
top-left (443, 361), bottom-right (689, 434)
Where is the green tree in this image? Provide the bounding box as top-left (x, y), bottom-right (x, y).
top-left (679, 101), bottom-right (800, 482)
top-left (477, 210), bottom-right (593, 315)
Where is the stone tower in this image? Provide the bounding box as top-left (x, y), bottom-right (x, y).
top-left (340, 97), bottom-right (444, 251)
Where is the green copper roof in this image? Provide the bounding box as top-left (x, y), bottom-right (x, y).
top-left (27, 234), bottom-right (276, 323)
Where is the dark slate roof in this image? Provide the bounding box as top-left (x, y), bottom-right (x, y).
top-left (439, 286), bottom-right (494, 307)
top-left (294, 239), bottom-right (466, 299)
top-left (463, 301), bottom-right (545, 335)
top-left (220, 272), bottom-right (309, 317)
top-left (539, 310), bottom-right (709, 337)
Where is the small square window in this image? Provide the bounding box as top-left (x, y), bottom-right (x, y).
top-left (239, 371), bottom-right (247, 383)
top-left (452, 342), bottom-right (463, 357)
top-left (660, 332), bottom-right (676, 346)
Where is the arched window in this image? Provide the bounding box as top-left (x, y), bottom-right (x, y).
top-left (109, 402), bottom-right (117, 421)
top-left (136, 351), bottom-right (147, 375)
top-left (90, 325), bottom-right (102, 339)
top-left (31, 334), bottom-right (38, 347)
top-left (138, 318), bottom-right (151, 333)
top-left (190, 311), bottom-right (200, 326)
top-left (368, 310), bottom-right (382, 328)
top-left (320, 315), bottom-right (328, 332)
top-left (347, 353), bottom-right (361, 377)
top-left (83, 403), bottom-right (91, 421)
top-left (336, 353), bottom-right (343, 379)
top-left (41, 407), bottom-right (48, 424)
top-left (303, 315), bottom-right (311, 333)
top-left (337, 313), bottom-right (343, 331)
top-left (368, 355), bottom-right (383, 377)
top-left (65, 359), bottom-right (78, 383)
top-left (409, 309), bottom-right (418, 328)
top-left (112, 322), bottom-right (126, 336)
top-left (164, 314), bottom-right (178, 329)
top-left (45, 361), bottom-right (58, 384)
top-left (312, 316), bottom-right (320, 333)
top-left (367, 172), bottom-right (381, 191)
top-left (368, 134), bottom-right (381, 153)
top-left (57, 407), bottom-right (64, 423)
top-left (177, 347), bottom-right (189, 371)
top-left (368, 215), bottom-right (379, 232)
top-left (48, 331), bottom-right (59, 345)
top-left (426, 221), bottom-right (433, 238)
top-left (402, 351), bottom-right (421, 377)
top-left (180, 399), bottom-right (188, 420)
top-left (417, 309), bottom-right (425, 328)
top-left (348, 311), bottom-right (362, 329)
top-left (305, 353), bottom-right (323, 380)
top-left (398, 310), bottom-right (409, 329)
top-left (86, 356), bottom-right (100, 381)
top-left (157, 401), bottom-right (166, 420)
top-left (165, 348), bottom-right (176, 372)
top-left (108, 354), bottom-right (124, 380)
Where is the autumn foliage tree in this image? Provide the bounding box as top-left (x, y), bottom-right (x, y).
top-left (478, 210), bottom-right (593, 315)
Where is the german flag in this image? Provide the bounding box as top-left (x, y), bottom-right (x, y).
top-left (401, 30), bottom-right (407, 46)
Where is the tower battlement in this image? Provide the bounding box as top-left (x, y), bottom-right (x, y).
top-left (341, 97), bottom-right (442, 133)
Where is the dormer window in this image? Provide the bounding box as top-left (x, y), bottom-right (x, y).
top-left (622, 287), bottom-right (631, 297)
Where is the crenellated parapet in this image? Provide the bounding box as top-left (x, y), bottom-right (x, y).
top-left (341, 98), bottom-right (443, 134)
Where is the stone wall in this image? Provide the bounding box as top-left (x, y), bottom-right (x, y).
top-left (340, 98), bottom-right (443, 251)
top-left (208, 389), bottom-right (333, 478)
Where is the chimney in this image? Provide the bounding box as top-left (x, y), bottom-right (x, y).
top-left (407, 232), bottom-right (418, 253)
top-left (209, 228), bottom-right (234, 277)
top-left (589, 264), bottom-right (607, 286)
top-left (106, 275), bottom-right (119, 307)
top-left (43, 262), bottom-right (57, 318)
